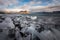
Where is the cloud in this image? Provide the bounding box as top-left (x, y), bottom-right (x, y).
top-left (13, 0), bottom-right (42, 10)
top-left (30, 5), bottom-right (60, 12)
top-left (0, 0), bottom-right (60, 12)
top-left (27, 1), bottom-right (42, 6)
top-left (18, 0), bottom-right (60, 12)
top-left (29, 0), bottom-right (60, 12)
top-left (22, 0), bottom-right (42, 8)
top-left (47, 0), bottom-right (60, 6)
top-left (0, 0), bottom-right (42, 10)
top-left (0, 0), bottom-right (19, 8)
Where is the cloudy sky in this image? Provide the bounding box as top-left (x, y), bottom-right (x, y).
top-left (0, 0), bottom-right (60, 12)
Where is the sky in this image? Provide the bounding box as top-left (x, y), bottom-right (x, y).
top-left (0, 0), bottom-right (60, 12)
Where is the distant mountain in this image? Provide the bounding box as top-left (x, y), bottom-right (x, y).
top-left (18, 10), bottom-right (30, 14)
top-left (0, 12), bottom-right (5, 14)
top-left (26, 11), bottom-right (60, 16)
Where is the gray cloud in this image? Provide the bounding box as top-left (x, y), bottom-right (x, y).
top-left (47, 0), bottom-right (60, 6)
top-left (0, 0), bottom-right (19, 8)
